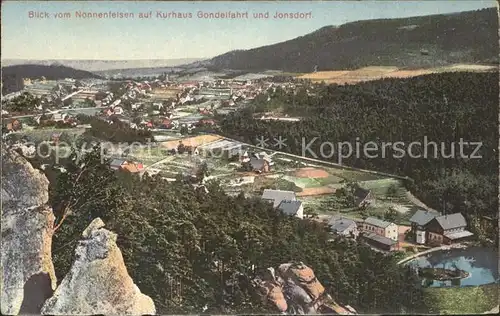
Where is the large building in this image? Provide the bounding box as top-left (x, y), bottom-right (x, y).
top-left (328, 216), bottom-right (359, 238)
top-left (425, 213), bottom-right (473, 246)
top-left (409, 210), bottom-right (440, 244)
top-left (359, 217), bottom-right (399, 251)
top-left (262, 189), bottom-right (297, 208)
top-left (277, 200), bottom-right (304, 219)
top-left (409, 211), bottom-right (474, 246)
top-left (361, 217), bottom-right (398, 241)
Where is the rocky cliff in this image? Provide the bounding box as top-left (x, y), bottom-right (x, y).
top-left (41, 218), bottom-right (156, 315)
top-left (253, 262), bottom-right (357, 315)
top-left (1, 146), bottom-right (57, 315)
top-left (1, 146), bottom-right (155, 315)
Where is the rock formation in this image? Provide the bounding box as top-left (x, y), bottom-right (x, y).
top-left (41, 218), bottom-right (156, 315)
top-left (253, 262), bottom-right (356, 315)
top-left (1, 146), bottom-right (57, 315)
top-left (1, 145), bottom-right (156, 315)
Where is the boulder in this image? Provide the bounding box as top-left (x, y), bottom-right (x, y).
top-left (255, 262), bottom-right (356, 315)
top-left (1, 146), bottom-right (57, 315)
top-left (41, 218), bottom-right (156, 315)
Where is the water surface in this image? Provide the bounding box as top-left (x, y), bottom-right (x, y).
top-left (408, 246), bottom-right (498, 287)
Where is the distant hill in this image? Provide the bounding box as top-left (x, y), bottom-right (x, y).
top-left (2, 64), bottom-right (103, 80)
top-left (1, 59), bottom-right (203, 72)
top-left (1, 64), bottom-right (103, 94)
top-left (198, 8), bottom-right (498, 72)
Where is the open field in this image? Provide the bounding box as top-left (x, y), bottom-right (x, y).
top-left (150, 87), bottom-right (182, 99)
top-left (423, 284), bottom-right (499, 315)
top-left (298, 64), bottom-right (497, 84)
top-left (299, 176), bottom-right (419, 224)
top-left (297, 187), bottom-right (336, 197)
top-left (298, 71), bottom-right (349, 81)
top-left (159, 134), bottom-right (224, 150)
top-left (8, 128), bottom-right (87, 143)
top-left (282, 175), bottom-right (339, 189)
top-left (125, 134), bottom-right (432, 225)
top-left (294, 167), bottom-right (330, 178)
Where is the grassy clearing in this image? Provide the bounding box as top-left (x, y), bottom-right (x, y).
top-left (423, 284), bottom-right (499, 314)
top-left (325, 167), bottom-right (387, 182)
top-left (282, 175), bottom-right (330, 189)
top-left (15, 128), bottom-right (86, 142)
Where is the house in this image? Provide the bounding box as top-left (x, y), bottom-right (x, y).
top-left (424, 213), bottom-right (473, 246)
top-left (121, 162), bottom-right (144, 173)
top-left (328, 216), bottom-right (359, 238)
top-left (245, 158), bottom-right (270, 173)
top-left (361, 232), bottom-right (399, 252)
top-left (361, 217), bottom-right (398, 241)
top-left (221, 144), bottom-right (242, 160)
top-left (244, 151), bottom-right (275, 166)
top-left (109, 159), bottom-right (143, 173)
top-left (262, 189), bottom-right (297, 208)
top-left (277, 200), bottom-right (304, 219)
top-left (110, 158), bottom-right (128, 170)
top-left (199, 118), bottom-right (215, 126)
top-left (160, 119), bottom-right (173, 129)
top-left (409, 210), bottom-right (440, 244)
top-left (354, 187), bottom-right (374, 208)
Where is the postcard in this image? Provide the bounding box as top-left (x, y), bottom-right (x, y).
top-left (1, 1), bottom-right (498, 315)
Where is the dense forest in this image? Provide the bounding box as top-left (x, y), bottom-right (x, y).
top-left (219, 72), bottom-right (499, 240)
top-left (35, 146), bottom-right (425, 314)
top-left (201, 8), bottom-right (498, 72)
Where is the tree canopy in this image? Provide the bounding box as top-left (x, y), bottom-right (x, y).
top-left (220, 72), bottom-right (499, 241)
top-left (47, 147), bottom-right (426, 314)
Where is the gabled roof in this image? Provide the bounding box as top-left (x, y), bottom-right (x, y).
top-left (121, 163), bottom-right (141, 173)
top-left (262, 189), bottom-right (297, 208)
top-left (110, 158), bottom-right (127, 167)
top-left (110, 159), bottom-right (129, 170)
top-left (329, 218), bottom-right (357, 233)
top-left (444, 230), bottom-right (473, 240)
top-left (364, 217), bottom-right (393, 229)
top-left (354, 187), bottom-right (371, 205)
top-left (363, 232), bottom-right (397, 246)
top-left (327, 215), bottom-right (342, 226)
top-left (409, 209), bottom-right (439, 226)
top-left (277, 200), bottom-right (302, 216)
top-left (433, 213), bottom-right (467, 230)
top-left (249, 158), bottom-right (267, 171)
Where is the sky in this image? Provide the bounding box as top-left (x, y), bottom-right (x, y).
top-left (1, 0), bottom-right (497, 60)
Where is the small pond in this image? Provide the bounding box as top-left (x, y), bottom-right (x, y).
top-left (407, 246), bottom-right (499, 287)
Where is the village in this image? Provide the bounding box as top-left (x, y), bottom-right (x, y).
top-left (1, 72), bottom-right (301, 134)
top-left (1, 73), bottom-right (478, 259)
top-left (2, 1), bottom-right (499, 315)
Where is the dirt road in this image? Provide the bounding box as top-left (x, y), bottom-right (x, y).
top-left (405, 191), bottom-right (437, 212)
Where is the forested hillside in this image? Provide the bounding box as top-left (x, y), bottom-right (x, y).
top-left (26, 147), bottom-right (426, 314)
top-left (1, 64), bottom-right (103, 94)
top-left (220, 72), bottom-right (499, 239)
top-left (2, 64), bottom-right (103, 80)
top-left (200, 8), bottom-right (498, 72)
